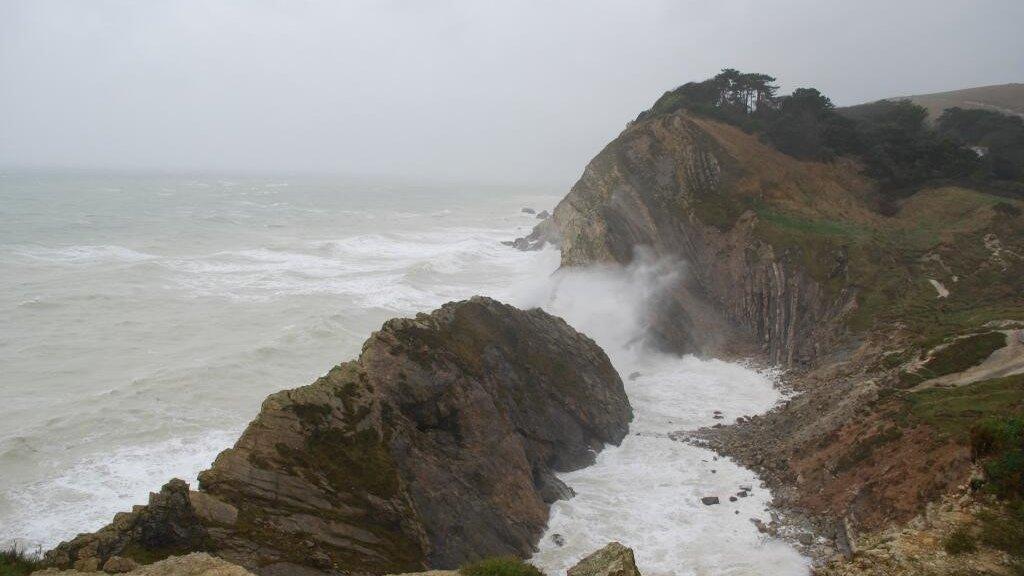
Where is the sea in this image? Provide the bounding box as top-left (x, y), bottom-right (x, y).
top-left (0, 170), bottom-right (809, 575)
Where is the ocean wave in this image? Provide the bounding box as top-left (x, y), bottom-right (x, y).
top-left (9, 245), bottom-right (157, 265)
top-left (160, 226), bottom-right (535, 306)
top-left (0, 429), bottom-right (239, 550)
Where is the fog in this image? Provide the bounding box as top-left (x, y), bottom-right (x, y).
top-left (2, 0), bottom-right (1022, 186)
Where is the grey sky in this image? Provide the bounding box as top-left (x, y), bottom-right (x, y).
top-left (2, 0), bottom-right (1022, 187)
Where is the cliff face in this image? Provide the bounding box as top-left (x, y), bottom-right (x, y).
top-left (534, 108), bottom-right (1024, 552)
top-left (548, 113), bottom-right (871, 364)
top-left (47, 297), bottom-right (631, 575)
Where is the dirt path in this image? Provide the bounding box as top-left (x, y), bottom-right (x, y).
top-left (914, 329), bottom-right (1024, 390)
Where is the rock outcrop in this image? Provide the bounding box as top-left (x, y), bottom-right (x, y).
top-left (534, 112), bottom-right (871, 363)
top-left (524, 103), bottom-right (1024, 568)
top-left (34, 553), bottom-right (255, 576)
top-left (47, 297), bottom-right (631, 575)
top-left (567, 542), bottom-right (642, 576)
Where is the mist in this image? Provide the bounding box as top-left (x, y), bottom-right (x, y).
top-left (2, 0), bottom-right (1022, 186)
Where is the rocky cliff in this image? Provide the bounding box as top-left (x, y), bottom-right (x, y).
top-left (540, 112), bottom-right (875, 364)
top-left (46, 297), bottom-right (631, 575)
top-left (524, 107), bottom-right (1024, 570)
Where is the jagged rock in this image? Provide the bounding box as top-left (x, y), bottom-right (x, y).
top-left (567, 542), bottom-right (641, 576)
top-left (536, 210), bottom-right (550, 220)
top-left (627, 372), bottom-right (641, 381)
top-left (509, 217), bottom-right (559, 251)
top-left (551, 533), bottom-right (565, 547)
top-left (46, 480), bottom-right (210, 572)
top-left (521, 207), bottom-right (536, 214)
top-left (47, 297), bottom-right (630, 575)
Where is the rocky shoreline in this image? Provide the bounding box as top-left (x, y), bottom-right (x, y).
top-left (42, 297), bottom-right (632, 575)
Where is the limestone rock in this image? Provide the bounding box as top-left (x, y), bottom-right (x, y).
top-left (567, 542), bottom-right (642, 576)
top-left (47, 297), bottom-right (631, 575)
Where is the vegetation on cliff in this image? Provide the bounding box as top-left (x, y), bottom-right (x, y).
top-left (0, 546), bottom-right (40, 576)
top-left (637, 69), bottom-right (1024, 199)
top-left (538, 69), bottom-right (1024, 573)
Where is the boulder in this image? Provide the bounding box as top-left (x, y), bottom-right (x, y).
top-left (47, 298), bottom-right (630, 575)
top-left (700, 496), bottom-right (720, 505)
top-left (521, 207), bottom-right (536, 214)
top-left (536, 210), bottom-right (550, 220)
top-left (567, 542), bottom-right (641, 576)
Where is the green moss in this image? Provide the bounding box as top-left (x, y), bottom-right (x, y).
top-left (942, 527), bottom-right (978, 555)
top-left (0, 546), bottom-right (40, 576)
top-left (459, 556), bottom-right (544, 576)
top-left (276, 426), bottom-right (399, 499)
top-left (288, 403), bottom-right (331, 426)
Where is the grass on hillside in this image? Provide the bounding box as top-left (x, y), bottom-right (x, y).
top-left (905, 373), bottom-right (1024, 438)
top-left (459, 556), bottom-right (544, 576)
top-left (0, 546), bottom-right (42, 576)
top-left (901, 374), bottom-right (1024, 566)
top-left (899, 331), bottom-right (1008, 386)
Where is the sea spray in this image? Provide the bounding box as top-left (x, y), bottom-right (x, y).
top-left (506, 253), bottom-right (810, 576)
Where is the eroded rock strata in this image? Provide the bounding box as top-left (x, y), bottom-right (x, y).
top-left (46, 297), bottom-right (631, 575)
top-left (526, 107), bottom-right (1024, 570)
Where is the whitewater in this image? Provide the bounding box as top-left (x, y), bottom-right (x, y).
top-left (0, 171), bottom-right (808, 575)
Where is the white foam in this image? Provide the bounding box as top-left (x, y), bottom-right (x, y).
top-left (512, 254), bottom-right (809, 576)
top-left (11, 245), bottom-right (156, 264)
top-left (0, 429), bottom-right (239, 550)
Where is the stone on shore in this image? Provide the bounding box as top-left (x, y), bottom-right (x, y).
top-left (567, 542), bottom-right (642, 576)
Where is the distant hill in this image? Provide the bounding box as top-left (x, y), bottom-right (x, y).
top-left (846, 83), bottom-right (1024, 121)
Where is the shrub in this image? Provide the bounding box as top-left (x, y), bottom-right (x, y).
top-left (0, 545), bottom-right (41, 576)
top-left (943, 527), bottom-right (977, 555)
top-left (971, 416), bottom-right (1024, 499)
top-left (459, 556), bottom-right (545, 576)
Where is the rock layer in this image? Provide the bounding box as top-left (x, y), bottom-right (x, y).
top-left (47, 297), bottom-right (631, 575)
top-left (537, 112), bottom-right (870, 363)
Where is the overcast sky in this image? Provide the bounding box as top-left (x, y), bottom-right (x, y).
top-left (2, 0), bottom-right (1022, 187)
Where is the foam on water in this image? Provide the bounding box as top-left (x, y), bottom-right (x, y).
top-left (4, 429), bottom-right (240, 549)
top-left (510, 255), bottom-right (809, 575)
